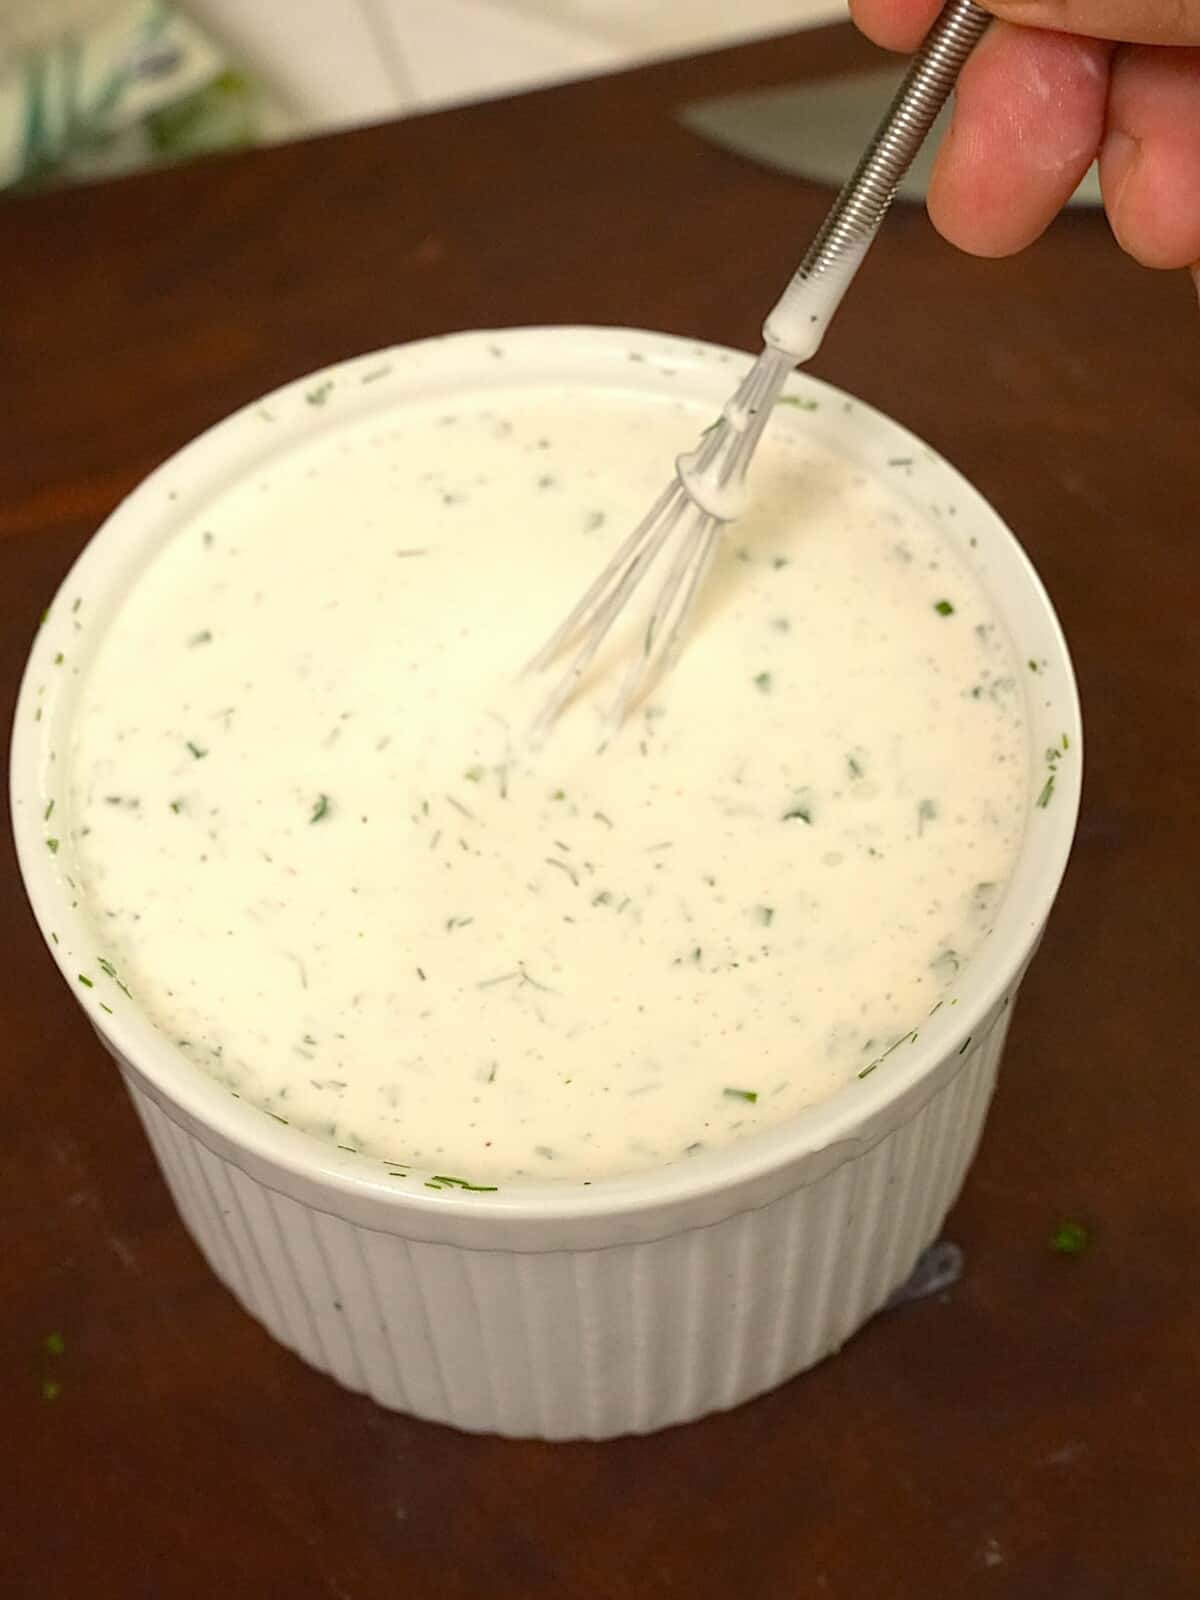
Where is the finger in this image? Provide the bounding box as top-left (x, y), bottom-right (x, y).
top-left (983, 0), bottom-right (1200, 47)
top-left (927, 24), bottom-right (1112, 256)
top-left (849, 0), bottom-right (943, 53)
top-left (1100, 47), bottom-right (1200, 268)
top-left (1192, 263), bottom-right (1200, 306)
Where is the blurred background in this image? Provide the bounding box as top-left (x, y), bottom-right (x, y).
top-left (1, 0), bottom-right (850, 189)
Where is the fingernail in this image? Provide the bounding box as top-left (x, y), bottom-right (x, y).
top-left (1099, 129), bottom-right (1142, 251)
top-left (1100, 128), bottom-right (1140, 213)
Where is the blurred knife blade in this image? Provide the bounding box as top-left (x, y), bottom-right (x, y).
top-left (679, 69), bottom-right (1102, 206)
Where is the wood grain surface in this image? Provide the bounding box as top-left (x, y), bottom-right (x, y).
top-left (2, 24), bottom-right (1197, 1599)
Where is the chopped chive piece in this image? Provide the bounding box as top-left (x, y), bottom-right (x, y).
top-left (723, 1087), bottom-right (758, 1104)
top-left (77, 974), bottom-right (93, 988)
top-left (41, 1379), bottom-right (61, 1402)
top-left (777, 395), bottom-right (819, 411)
top-left (1036, 774), bottom-right (1056, 808)
top-left (186, 741), bottom-right (207, 760)
top-left (934, 599), bottom-right (955, 616)
top-left (46, 838), bottom-right (59, 854)
top-left (43, 799), bottom-right (55, 821)
top-left (1049, 1219), bottom-right (1090, 1256)
top-left (310, 794), bottom-right (330, 823)
top-left (188, 630), bottom-right (213, 646)
top-left (306, 381), bottom-right (333, 406)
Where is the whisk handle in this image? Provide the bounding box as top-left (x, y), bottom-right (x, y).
top-left (763, 0), bottom-right (991, 362)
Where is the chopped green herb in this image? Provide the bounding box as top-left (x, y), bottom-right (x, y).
top-left (53, 652), bottom-right (64, 666)
top-left (186, 741), bottom-right (207, 760)
top-left (847, 755), bottom-right (863, 780)
top-left (46, 838), bottom-right (60, 854)
top-left (77, 974), bottom-right (93, 988)
top-left (934, 599), bottom-right (955, 617)
top-left (464, 765), bottom-right (484, 783)
top-left (777, 395), bottom-right (819, 411)
top-left (43, 799), bottom-right (55, 821)
top-left (189, 630), bottom-right (213, 647)
top-left (1028, 659), bottom-right (1040, 673)
top-left (755, 906), bottom-right (775, 927)
top-left (306, 380), bottom-right (334, 406)
top-left (1036, 774), bottom-right (1056, 809)
top-left (1049, 1219), bottom-right (1090, 1256)
top-left (41, 1379), bottom-right (61, 1403)
top-left (888, 457), bottom-right (913, 468)
top-left (169, 799), bottom-right (183, 814)
top-left (310, 794), bottom-right (330, 824)
top-left (753, 671), bottom-right (772, 693)
top-left (723, 1087), bottom-right (758, 1104)
top-left (99, 1003), bottom-right (113, 1015)
top-left (44, 1331), bottom-right (66, 1356)
top-left (917, 798), bottom-right (939, 833)
top-left (424, 1174), bottom-right (499, 1192)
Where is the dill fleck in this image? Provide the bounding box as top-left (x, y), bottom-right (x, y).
top-left (43, 799), bottom-right (55, 821)
top-left (416, 967), bottom-right (427, 981)
top-left (44, 1331), bottom-right (65, 1356)
top-left (46, 838), bottom-right (60, 854)
top-left (306, 380), bottom-right (334, 406)
top-left (847, 755), bottom-right (863, 779)
top-left (41, 1379), bottom-right (62, 1403)
top-left (755, 906), bottom-right (775, 927)
top-left (186, 741), bottom-right (207, 760)
top-left (310, 794), bottom-right (330, 823)
top-left (53, 652), bottom-right (64, 666)
top-left (1049, 1219), bottom-right (1090, 1256)
top-left (934, 599), bottom-right (955, 616)
top-left (188, 630), bottom-right (213, 647)
top-left (753, 671), bottom-right (772, 693)
top-left (169, 800), bottom-right (183, 814)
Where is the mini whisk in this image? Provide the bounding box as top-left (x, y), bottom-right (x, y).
top-left (528, 0), bottom-right (991, 737)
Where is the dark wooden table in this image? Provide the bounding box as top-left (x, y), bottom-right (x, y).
top-left (3, 24), bottom-right (1198, 1598)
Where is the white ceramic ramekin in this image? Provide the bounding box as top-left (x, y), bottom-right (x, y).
top-left (11, 327), bottom-right (1081, 1439)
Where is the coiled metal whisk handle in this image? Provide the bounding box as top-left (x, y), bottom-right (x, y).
top-left (763, 0), bottom-right (991, 360)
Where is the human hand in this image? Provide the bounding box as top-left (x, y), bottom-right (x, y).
top-left (849, 0), bottom-right (1200, 297)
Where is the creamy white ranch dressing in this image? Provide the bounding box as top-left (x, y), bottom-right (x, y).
top-left (66, 384), bottom-right (1029, 1182)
